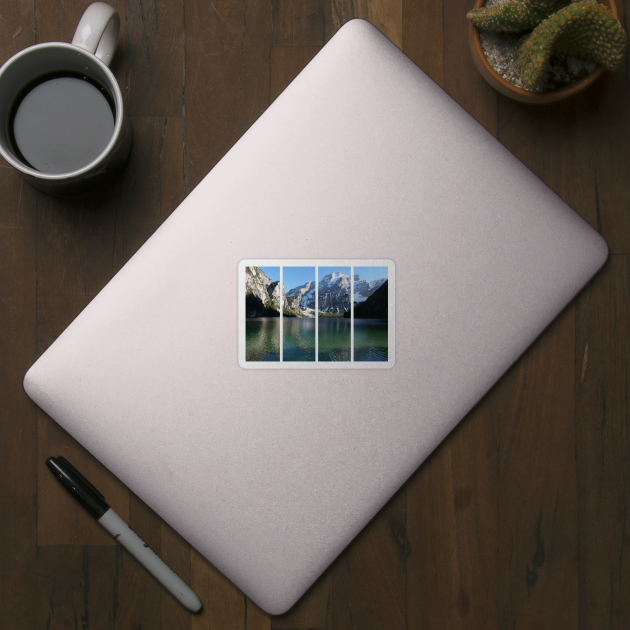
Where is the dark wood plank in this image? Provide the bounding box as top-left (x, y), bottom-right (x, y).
top-left (184, 0), bottom-right (272, 192)
top-left (402, 0), bottom-right (444, 88)
top-left (495, 78), bottom-right (629, 257)
top-left (497, 305), bottom-right (578, 628)
top-left (330, 486), bottom-right (407, 630)
top-left (270, 47), bottom-right (321, 103)
top-left (407, 393), bottom-right (499, 629)
top-left (576, 256), bottom-right (630, 629)
top-left (0, 141), bottom-right (39, 630)
top-left (0, 0), bottom-right (36, 55)
top-left (126, 0), bottom-right (183, 117)
top-left (331, 0), bottom-right (402, 48)
top-left (247, 600), bottom-right (272, 630)
top-left (443, 0), bottom-right (497, 131)
top-left (112, 116), bottom-right (185, 270)
top-left (0, 4), bottom-right (39, 629)
top-left (272, 0), bottom-right (331, 46)
top-left (496, 97), bottom-right (597, 224)
top-left (582, 72), bottom-right (630, 254)
top-left (36, 545), bottom-right (118, 630)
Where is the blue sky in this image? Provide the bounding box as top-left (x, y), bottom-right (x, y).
top-left (260, 266), bottom-right (280, 282)
top-left (318, 266), bottom-right (350, 282)
top-left (354, 266), bottom-right (388, 283)
top-left (283, 266), bottom-right (315, 292)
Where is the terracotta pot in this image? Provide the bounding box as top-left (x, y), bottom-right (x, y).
top-left (468, 0), bottom-right (619, 103)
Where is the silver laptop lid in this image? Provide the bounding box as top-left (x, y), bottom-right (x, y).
top-left (24, 19), bottom-right (607, 614)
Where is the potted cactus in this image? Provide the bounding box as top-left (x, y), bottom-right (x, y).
top-left (467, 0), bottom-right (627, 103)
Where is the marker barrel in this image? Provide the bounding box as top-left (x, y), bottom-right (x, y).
top-left (99, 508), bottom-right (202, 612)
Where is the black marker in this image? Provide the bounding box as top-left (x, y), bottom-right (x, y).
top-left (46, 456), bottom-right (202, 612)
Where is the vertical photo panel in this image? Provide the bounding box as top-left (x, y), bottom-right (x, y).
top-left (245, 266), bottom-right (280, 361)
top-left (353, 266), bottom-right (388, 361)
top-left (318, 266), bottom-right (351, 361)
top-left (283, 267), bottom-right (316, 361)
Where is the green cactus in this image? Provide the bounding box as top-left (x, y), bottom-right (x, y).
top-left (517, 1), bottom-right (627, 85)
top-left (467, 0), bottom-right (568, 33)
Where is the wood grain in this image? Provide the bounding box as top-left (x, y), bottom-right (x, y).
top-left (184, 0), bottom-right (272, 191)
top-left (576, 256), bottom-right (630, 629)
top-left (403, 0), bottom-right (444, 88)
top-left (331, 486), bottom-right (408, 630)
top-left (497, 304), bottom-right (579, 629)
top-left (407, 392), bottom-right (499, 629)
top-left (271, 0), bottom-right (332, 46)
top-left (0, 155), bottom-right (38, 630)
top-left (37, 545), bottom-right (119, 630)
top-left (0, 5), bottom-right (39, 629)
top-left (443, 0), bottom-right (497, 131)
top-left (126, 0), bottom-right (184, 117)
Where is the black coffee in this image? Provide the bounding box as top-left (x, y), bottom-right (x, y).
top-left (10, 73), bottom-right (115, 174)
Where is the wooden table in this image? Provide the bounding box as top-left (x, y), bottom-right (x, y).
top-left (1, 1), bottom-right (628, 628)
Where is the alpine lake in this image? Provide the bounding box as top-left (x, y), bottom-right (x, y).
top-left (245, 317), bottom-right (388, 362)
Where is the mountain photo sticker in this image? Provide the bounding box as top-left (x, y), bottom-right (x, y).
top-left (239, 260), bottom-right (394, 369)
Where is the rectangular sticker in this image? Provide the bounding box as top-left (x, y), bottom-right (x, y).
top-left (239, 260), bottom-right (394, 369)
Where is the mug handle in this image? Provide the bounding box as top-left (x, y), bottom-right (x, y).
top-left (71, 2), bottom-right (120, 67)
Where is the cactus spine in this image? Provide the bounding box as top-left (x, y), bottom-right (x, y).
top-left (467, 0), bottom-right (568, 33)
top-left (516, 1), bottom-right (627, 85)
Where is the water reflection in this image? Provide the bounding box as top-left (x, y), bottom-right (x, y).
top-left (354, 319), bottom-right (388, 362)
top-left (318, 318), bottom-right (351, 362)
top-left (283, 318), bottom-right (315, 361)
top-left (246, 318), bottom-right (280, 361)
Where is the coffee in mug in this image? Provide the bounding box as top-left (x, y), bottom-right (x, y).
top-left (0, 2), bottom-right (131, 197)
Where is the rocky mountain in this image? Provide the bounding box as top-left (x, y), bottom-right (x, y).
top-left (286, 280), bottom-right (316, 309)
top-left (245, 267), bottom-right (286, 317)
top-left (245, 267), bottom-right (312, 317)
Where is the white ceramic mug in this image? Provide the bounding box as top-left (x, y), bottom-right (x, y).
top-left (0, 2), bottom-right (131, 197)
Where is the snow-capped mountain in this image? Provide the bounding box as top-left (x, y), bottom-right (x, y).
top-left (286, 272), bottom-right (387, 313)
top-left (286, 280), bottom-right (316, 309)
top-left (318, 272), bottom-right (351, 313)
top-left (353, 276), bottom-right (387, 303)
